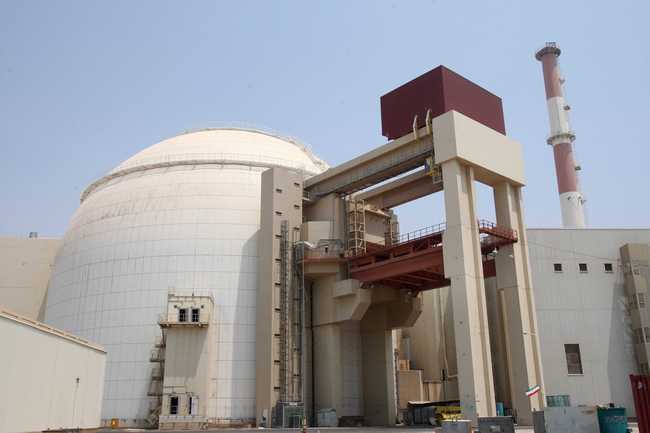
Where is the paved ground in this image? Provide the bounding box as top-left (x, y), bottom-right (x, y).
top-left (99, 427), bottom-right (532, 433)
top-left (100, 424), bottom-right (639, 433)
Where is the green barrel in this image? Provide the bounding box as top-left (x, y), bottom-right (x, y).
top-left (597, 407), bottom-right (628, 433)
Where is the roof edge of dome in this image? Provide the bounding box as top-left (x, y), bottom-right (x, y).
top-left (174, 125), bottom-right (329, 172)
top-left (80, 125), bottom-right (330, 204)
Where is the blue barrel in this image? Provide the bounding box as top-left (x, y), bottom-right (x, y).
top-left (597, 407), bottom-right (628, 433)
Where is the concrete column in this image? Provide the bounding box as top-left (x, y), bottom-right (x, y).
top-left (442, 159), bottom-right (496, 424)
top-left (360, 304), bottom-right (397, 426)
top-left (313, 324), bottom-right (344, 415)
top-left (493, 182), bottom-right (545, 425)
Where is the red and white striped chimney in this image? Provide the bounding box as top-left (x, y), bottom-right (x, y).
top-left (535, 42), bottom-right (586, 228)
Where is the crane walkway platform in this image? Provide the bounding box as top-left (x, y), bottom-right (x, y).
top-left (348, 220), bottom-right (517, 292)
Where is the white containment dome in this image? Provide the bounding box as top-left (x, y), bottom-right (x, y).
top-left (44, 128), bottom-right (327, 427)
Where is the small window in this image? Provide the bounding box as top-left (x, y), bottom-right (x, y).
top-left (579, 263), bottom-right (588, 273)
top-left (170, 396), bottom-right (179, 415)
top-left (639, 293), bottom-right (646, 309)
top-left (553, 263), bottom-right (563, 272)
top-left (636, 328), bottom-right (645, 345)
top-left (178, 308), bottom-right (187, 323)
top-left (564, 344), bottom-right (583, 375)
top-left (275, 211), bottom-right (283, 216)
top-left (604, 263), bottom-right (614, 273)
top-left (645, 327), bottom-right (650, 343)
top-left (191, 308), bottom-right (200, 323)
top-left (294, 204), bottom-right (300, 209)
top-left (293, 182), bottom-right (300, 188)
top-left (275, 188), bottom-right (283, 193)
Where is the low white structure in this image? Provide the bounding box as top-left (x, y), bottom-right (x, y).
top-left (0, 236), bottom-right (61, 320)
top-left (0, 309), bottom-right (106, 433)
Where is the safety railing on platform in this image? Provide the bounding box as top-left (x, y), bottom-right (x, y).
top-left (349, 219), bottom-right (518, 257)
top-left (390, 222), bottom-right (447, 246)
top-left (477, 219), bottom-right (518, 241)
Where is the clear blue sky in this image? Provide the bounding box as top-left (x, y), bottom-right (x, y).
top-left (1, 0), bottom-right (648, 237)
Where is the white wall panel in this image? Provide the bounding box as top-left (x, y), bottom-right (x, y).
top-left (528, 228), bottom-right (650, 415)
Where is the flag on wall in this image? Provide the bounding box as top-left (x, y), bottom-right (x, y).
top-left (526, 385), bottom-right (541, 398)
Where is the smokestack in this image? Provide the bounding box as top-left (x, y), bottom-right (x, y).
top-left (535, 42), bottom-right (586, 228)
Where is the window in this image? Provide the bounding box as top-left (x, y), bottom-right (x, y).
top-left (645, 327), bottom-right (650, 343)
top-left (642, 363), bottom-right (650, 376)
top-left (564, 344), bottom-right (583, 375)
top-left (579, 263), bottom-right (588, 273)
top-left (635, 328), bottom-right (645, 345)
top-left (275, 211), bottom-right (283, 216)
top-left (170, 396), bottom-right (179, 415)
top-left (553, 263), bottom-right (563, 272)
top-left (191, 308), bottom-right (200, 323)
top-left (178, 308), bottom-right (187, 323)
top-left (188, 396), bottom-right (194, 415)
top-left (640, 293), bottom-right (647, 309)
top-left (275, 188), bottom-right (283, 193)
top-left (604, 263), bottom-right (614, 273)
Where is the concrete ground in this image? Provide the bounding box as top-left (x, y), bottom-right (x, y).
top-left (95, 427), bottom-right (541, 433)
top-left (99, 424), bottom-right (639, 433)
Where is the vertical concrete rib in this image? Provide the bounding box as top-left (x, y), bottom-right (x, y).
top-left (493, 182), bottom-right (545, 425)
top-left (535, 43), bottom-right (586, 228)
top-left (442, 160), bottom-right (496, 424)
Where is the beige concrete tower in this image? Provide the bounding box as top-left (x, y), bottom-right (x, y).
top-left (256, 66), bottom-right (545, 427)
top-left (433, 111), bottom-right (545, 424)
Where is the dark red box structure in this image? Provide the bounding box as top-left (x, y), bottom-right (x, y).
top-left (380, 65), bottom-right (506, 140)
top-left (631, 375), bottom-right (650, 433)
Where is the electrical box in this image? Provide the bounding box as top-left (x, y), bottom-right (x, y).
top-left (442, 419), bottom-right (472, 433)
top-left (533, 406), bottom-right (599, 433)
top-left (478, 416), bottom-right (515, 433)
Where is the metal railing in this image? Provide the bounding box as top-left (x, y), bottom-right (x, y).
top-left (391, 222), bottom-right (447, 246)
top-left (477, 219), bottom-right (518, 240)
top-left (158, 313), bottom-right (209, 326)
top-left (348, 220), bottom-right (517, 256)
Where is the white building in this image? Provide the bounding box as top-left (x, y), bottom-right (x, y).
top-left (0, 236), bottom-right (61, 320)
top-left (404, 227), bottom-right (650, 417)
top-left (0, 309), bottom-right (106, 433)
top-left (43, 128), bottom-right (327, 427)
top-left (528, 228), bottom-right (650, 414)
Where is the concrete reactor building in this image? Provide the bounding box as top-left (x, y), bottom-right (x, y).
top-left (42, 128), bottom-right (327, 427)
top-left (1, 42), bottom-right (649, 431)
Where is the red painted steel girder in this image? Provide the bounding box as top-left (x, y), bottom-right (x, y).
top-left (347, 220), bottom-right (514, 292)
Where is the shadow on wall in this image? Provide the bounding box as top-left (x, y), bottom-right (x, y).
top-left (608, 271), bottom-right (636, 414)
top-left (219, 232), bottom-right (259, 423)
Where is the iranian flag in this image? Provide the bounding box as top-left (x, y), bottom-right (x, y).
top-left (526, 385), bottom-right (541, 398)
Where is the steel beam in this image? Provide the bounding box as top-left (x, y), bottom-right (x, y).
top-left (356, 169), bottom-right (443, 209)
top-left (304, 126), bottom-right (432, 197)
